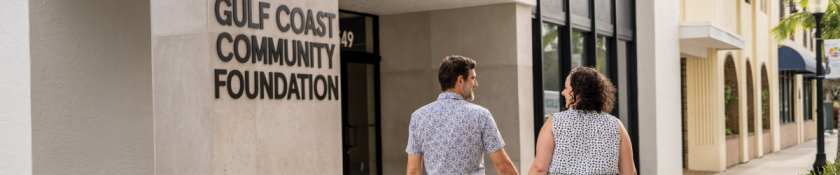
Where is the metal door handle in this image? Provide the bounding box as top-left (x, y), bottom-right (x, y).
top-left (347, 125), bottom-right (357, 148)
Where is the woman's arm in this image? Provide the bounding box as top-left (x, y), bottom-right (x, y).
top-left (617, 120), bottom-right (637, 175)
top-left (528, 116), bottom-right (555, 175)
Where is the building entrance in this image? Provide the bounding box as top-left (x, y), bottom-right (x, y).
top-left (339, 10), bottom-right (381, 175)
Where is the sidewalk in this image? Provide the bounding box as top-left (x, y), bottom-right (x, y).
top-left (712, 133), bottom-right (838, 175)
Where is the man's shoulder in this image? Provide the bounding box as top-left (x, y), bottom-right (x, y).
top-left (411, 101), bottom-right (441, 117)
top-left (462, 103), bottom-right (491, 115)
top-left (411, 101), bottom-right (491, 117)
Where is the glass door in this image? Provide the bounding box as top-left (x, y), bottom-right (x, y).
top-left (341, 51), bottom-right (381, 175)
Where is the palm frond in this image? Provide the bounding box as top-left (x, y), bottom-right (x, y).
top-left (772, 11), bottom-right (815, 43)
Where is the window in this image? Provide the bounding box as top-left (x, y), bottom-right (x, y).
top-left (811, 32), bottom-right (815, 51)
top-left (338, 12), bottom-right (374, 53)
top-left (542, 23), bottom-right (561, 122)
top-left (596, 35), bottom-right (609, 78)
top-left (572, 30), bottom-right (587, 70)
top-left (780, 71), bottom-right (796, 124)
top-left (780, 0), bottom-right (786, 22)
top-left (805, 32), bottom-right (808, 47)
top-left (804, 79), bottom-right (812, 120)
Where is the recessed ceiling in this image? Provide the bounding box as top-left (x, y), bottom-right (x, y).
top-left (338, 0), bottom-right (535, 15)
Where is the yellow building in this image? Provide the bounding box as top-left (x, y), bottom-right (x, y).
top-left (679, 0), bottom-right (819, 172)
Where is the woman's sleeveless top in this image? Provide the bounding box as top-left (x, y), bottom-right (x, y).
top-left (548, 109), bottom-right (620, 175)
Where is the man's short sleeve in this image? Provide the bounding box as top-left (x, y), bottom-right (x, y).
top-left (482, 113), bottom-right (505, 154)
top-left (405, 114), bottom-right (423, 155)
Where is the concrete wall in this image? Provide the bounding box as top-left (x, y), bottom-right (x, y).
top-left (725, 135), bottom-right (739, 167)
top-left (379, 3), bottom-right (534, 174)
top-left (28, 0), bottom-right (153, 173)
top-left (152, 0), bottom-right (342, 174)
top-left (780, 123), bottom-right (799, 148)
top-left (804, 120), bottom-right (816, 141)
top-left (763, 130), bottom-right (772, 155)
top-left (636, 0), bottom-right (683, 174)
top-left (0, 0), bottom-right (32, 173)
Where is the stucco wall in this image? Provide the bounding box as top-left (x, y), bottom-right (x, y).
top-left (725, 135), bottom-right (739, 167)
top-left (780, 123), bottom-right (799, 149)
top-left (28, 0), bottom-right (153, 173)
top-left (379, 3), bottom-right (534, 174)
top-left (0, 0), bottom-right (32, 173)
top-left (804, 120), bottom-right (816, 141)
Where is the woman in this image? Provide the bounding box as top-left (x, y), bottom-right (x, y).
top-left (528, 67), bottom-right (636, 175)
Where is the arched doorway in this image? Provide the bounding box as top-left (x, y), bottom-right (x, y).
top-left (746, 60), bottom-right (756, 159)
top-left (724, 55), bottom-right (741, 167)
top-left (761, 64), bottom-right (772, 155)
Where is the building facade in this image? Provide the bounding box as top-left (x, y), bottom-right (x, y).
top-left (0, 0), bottom-right (821, 174)
top-left (679, 0), bottom-right (820, 172)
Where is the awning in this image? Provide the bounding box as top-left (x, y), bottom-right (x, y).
top-left (779, 45), bottom-right (819, 74)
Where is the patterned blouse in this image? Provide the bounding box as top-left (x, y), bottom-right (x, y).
top-left (405, 92), bottom-right (505, 175)
top-left (549, 109), bottom-right (621, 175)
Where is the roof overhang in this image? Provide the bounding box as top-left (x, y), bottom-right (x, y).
top-left (679, 21), bottom-right (745, 58)
top-left (338, 0), bottom-right (535, 15)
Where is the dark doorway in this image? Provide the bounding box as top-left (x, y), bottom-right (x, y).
top-left (340, 10), bottom-right (381, 175)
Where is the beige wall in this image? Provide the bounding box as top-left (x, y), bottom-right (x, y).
top-left (781, 123), bottom-right (799, 148)
top-left (152, 0), bottom-right (342, 174)
top-left (29, 0), bottom-right (153, 173)
top-left (681, 0), bottom-right (788, 171)
top-left (379, 3), bottom-right (534, 174)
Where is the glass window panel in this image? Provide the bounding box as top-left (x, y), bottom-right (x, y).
top-left (339, 12), bottom-right (374, 53)
top-left (541, 0), bottom-right (565, 22)
top-left (595, 0), bottom-right (612, 24)
top-left (542, 23), bottom-right (561, 122)
top-left (617, 0), bottom-right (633, 32)
top-left (596, 35), bottom-right (609, 78)
top-left (572, 30), bottom-right (587, 70)
top-left (571, 0), bottom-right (590, 18)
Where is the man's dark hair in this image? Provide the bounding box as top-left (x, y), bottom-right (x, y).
top-left (438, 55), bottom-right (476, 91)
top-left (567, 67), bottom-right (616, 113)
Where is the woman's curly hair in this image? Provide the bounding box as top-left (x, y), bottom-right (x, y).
top-left (567, 67), bottom-right (616, 113)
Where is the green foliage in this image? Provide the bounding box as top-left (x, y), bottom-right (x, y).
top-left (725, 86), bottom-right (740, 115)
top-left (725, 86), bottom-right (739, 135)
top-left (762, 90), bottom-right (770, 121)
top-left (800, 159), bottom-right (838, 175)
top-left (773, 0), bottom-right (840, 43)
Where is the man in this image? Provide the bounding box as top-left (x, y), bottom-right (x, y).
top-left (405, 55), bottom-right (518, 175)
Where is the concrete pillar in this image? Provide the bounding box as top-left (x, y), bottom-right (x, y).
top-left (152, 0), bottom-right (342, 174)
top-left (635, 0), bottom-right (683, 173)
top-left (0, 0), bottom-right (32, 174)
top-left (27, 0), bottom-right (153, 174)
top-left (379, 3), bottom-right (534, 174)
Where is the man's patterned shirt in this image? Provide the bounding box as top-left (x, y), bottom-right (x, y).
top-left (405, 92), bottom-right (505, 175)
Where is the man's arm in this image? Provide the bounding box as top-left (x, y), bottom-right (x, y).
top-left (489, 148), bottom-right (519, 175)
top-left (407, 154), bottom-right (423, 175)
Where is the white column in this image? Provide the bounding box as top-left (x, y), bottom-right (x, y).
top-left (0, 0), bottom-right (32, 174)
top-left (636, 0), bottom-right (683, 174)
